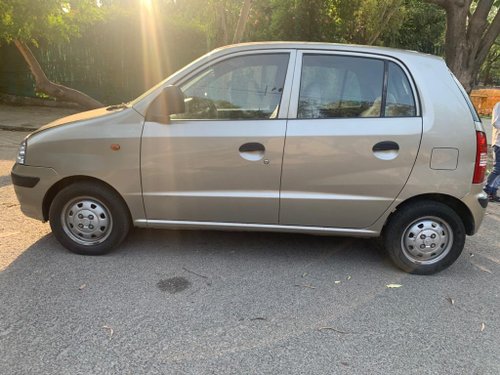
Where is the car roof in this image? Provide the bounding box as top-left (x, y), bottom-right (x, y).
top-left (209, 41), bottom-right (442, 63)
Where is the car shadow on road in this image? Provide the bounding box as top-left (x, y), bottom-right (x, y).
top-left (2, 226), bottom-right (478, 286)
top-left (1, 228), bottom-right (394, 280)
top-left (4, 225), bottom-right (480, 282)
top-left (124, 227), bottom-right (390, 268)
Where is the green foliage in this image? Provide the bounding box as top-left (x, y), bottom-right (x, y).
top-left (246, 0), bottom-right (442, 50)
top-left (479, 41), bottom-right (500, 85)
top-left (0, 0), bottom-right (209, 104)
top-left (0, 0), bottom-right (448, 52)
top-left (247, 0), bottom-right (343, 42)
top-left (267, 0), bottom-right (336, 41)
top-left (364, 0), bottom-right (406, 44)
top-left (384, 0), bottom-right (445, 53)
top-left (1, 0), bottom-right (496, 102)
top-left (0, 0), bottom-right (102, 45)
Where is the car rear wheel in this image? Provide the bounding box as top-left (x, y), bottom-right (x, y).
top-left (49, 182), bottom-right (130, 255)
top-left (384, 201), bottom-right (466, 274)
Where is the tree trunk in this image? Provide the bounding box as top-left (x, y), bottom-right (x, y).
top-left (426, 0), bottom-right (500, 93)
top-left (217, 2), bottom-right (229, 46)
top-left (14, 40), bottom-right (103, 110)
top-left (232, 0), bottom-right (252, 44)
top-left (442, 3), bottom-right (472, 90)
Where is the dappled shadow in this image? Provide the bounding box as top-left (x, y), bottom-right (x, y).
top-left (0, 174), bottom-right (11, 188)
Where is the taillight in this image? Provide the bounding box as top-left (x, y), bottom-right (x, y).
top-left (473, 131), bottom-right (488, 184)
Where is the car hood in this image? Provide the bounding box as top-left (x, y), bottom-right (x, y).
top-left (32, 106), bottom-right (125, 135)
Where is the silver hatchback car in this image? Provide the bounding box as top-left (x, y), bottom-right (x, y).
top-left (11, 42), bottom-right (489, 274)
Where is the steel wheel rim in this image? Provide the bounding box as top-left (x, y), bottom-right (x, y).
top-left (400, 216), bottom-right (453, 265)
top-left (61, 196), bottom-right (113, 246)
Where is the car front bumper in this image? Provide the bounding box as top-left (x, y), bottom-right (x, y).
top-left (11, 163), bottom-right (60, 221)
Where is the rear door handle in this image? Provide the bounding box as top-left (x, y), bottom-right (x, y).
top-left (372, 141), bottom-right (399, 152)
top-left (239, 142), bottom-right (265, 153)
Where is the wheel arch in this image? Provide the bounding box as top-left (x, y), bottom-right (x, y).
top-left (384, 193), bottom-right (475, 236)
top-left (42, 175), bottom-right (132, 222)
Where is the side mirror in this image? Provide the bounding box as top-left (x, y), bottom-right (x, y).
top-left (145, 85), bottom-right (185, 124)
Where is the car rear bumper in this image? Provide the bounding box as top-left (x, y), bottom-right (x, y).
top-left (461, 184), bottom-right (488, 235)
top-left (11, 163), bottom-right (59, 221)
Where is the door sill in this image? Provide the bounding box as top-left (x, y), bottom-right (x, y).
top-left (134, 219), bottom-right (379, 237)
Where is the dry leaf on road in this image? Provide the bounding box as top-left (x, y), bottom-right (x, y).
top-left (102, 325), bottom-right (114, 338)
top-left (317, 326), bottom-right (351, 334)
top-left (386, 284), bottom-right (402, 288)
top-left (471, 262), bottom-right (493, 274)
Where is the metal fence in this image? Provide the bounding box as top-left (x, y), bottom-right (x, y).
top-left (0, 20), bottom-right (208, 105)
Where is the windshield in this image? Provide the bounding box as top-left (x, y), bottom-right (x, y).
top-left (130, 51), bottom-right (214, 107)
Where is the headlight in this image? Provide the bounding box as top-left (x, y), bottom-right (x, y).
top-left (16, 139), bottom-right (27, 165)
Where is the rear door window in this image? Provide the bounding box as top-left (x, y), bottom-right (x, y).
top-left (298, 55), bottom-right (384, 118)
top-left (297, 54), bottom-right (417, 119)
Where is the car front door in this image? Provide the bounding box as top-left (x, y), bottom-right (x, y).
top-left (141, 51), bottom-right (294, 224)
top-left (279, 51), bottom-right (423, 228)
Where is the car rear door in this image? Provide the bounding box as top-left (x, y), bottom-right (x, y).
top-left (279, 51), bottom-right (423, 228)
top-left (141, 50), bottom-right (295, 224)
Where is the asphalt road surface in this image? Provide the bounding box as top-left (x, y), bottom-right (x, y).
top-left (0, 130), bottom-right (499, 374)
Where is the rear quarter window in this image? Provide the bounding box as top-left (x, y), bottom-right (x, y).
top-left (385, 62), bottom-right (416, 117)
top-left (450, 72), bottom-right (480, 122)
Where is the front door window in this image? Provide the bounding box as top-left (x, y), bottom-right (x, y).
top-left (171, 54), bottom-right (289, 120)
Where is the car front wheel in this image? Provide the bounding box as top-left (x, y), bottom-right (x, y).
top-left (384, 201), bottom-right (466, 275)
top-left (49, 182), bottom-right (131, 255)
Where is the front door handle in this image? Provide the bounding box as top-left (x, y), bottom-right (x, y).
top-left (372, 141), bottom-right (399, 152)
top-left (239, 142), bottom-right (265, 153)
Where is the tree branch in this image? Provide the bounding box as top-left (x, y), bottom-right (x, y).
top-left (490, 49), bottom-right (500, 61)
top-left (232, 0), bottom-right (252, 44)
top-left (467, 0), bottom-right (494, 41)
top-left (13, 40), bottom-right (50, 87)
top-left (456, 0), bottom-right (472, 7)
top-left (368, 2), bottom-right (399, 45)
top-left (476, 10), bottom-right (500, 67)
top-left (14, 40), bottom-right (103, 109)
top-left (427, 0), bottom-right (470, 8)
top-left (217, 2), bottom-right (229, 46)
top-left (425, 0), bottom-right (452, 7)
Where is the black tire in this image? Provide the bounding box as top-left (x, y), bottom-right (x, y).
top-left (383, 201), bottom-right (466, 275)
top-left (49, 182), bottom-right (131, 255)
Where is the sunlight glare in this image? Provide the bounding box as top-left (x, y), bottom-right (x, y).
top-left (141, 0), bottom-right (154, 10)
top-left (139, 0), bottom-right (171, 90)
